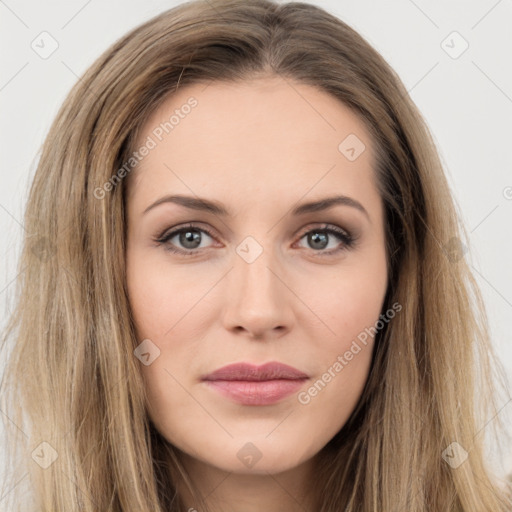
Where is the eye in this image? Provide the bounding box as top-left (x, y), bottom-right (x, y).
top-left (154, 222), bottom-right (356, 256)
top-left (295, 224), bottom-right (355, 256)
top-left (155, 223), bottom-right (217, 255)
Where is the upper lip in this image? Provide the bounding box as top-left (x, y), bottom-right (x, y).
top-left (202, 362), bottom-right (309, 381)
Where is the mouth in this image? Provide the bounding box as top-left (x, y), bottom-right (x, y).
top-left (201, 362), bottom-right (309, 406)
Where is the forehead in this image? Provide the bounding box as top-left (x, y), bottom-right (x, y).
top-left (127, 76), bottom-right (379, 215)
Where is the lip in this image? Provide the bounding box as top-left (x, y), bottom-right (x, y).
top-left (202, 362), bottom-right (309, 406)
top-left (203, 362), bottom-right (309, 381)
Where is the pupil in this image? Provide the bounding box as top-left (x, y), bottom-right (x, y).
top-left (310, 231), bottom-right (327, 249)
top-left (181, 230), bottom-right (201, 249)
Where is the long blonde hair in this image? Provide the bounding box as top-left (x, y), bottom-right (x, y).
top-left (1, 0), bottom-right (511, 510)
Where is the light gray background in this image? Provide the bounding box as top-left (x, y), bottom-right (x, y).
top-left (1, 0), bottom-right (511, 501)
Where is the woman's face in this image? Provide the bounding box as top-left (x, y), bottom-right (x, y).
top-left (125, 76), bottom-right (388, 475)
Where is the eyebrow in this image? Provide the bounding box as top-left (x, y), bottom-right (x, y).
top-left (143, 194), bottom-right (370, 220)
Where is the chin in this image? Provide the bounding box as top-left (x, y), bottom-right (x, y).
top-left (188, 434), bottom-right (316, 475)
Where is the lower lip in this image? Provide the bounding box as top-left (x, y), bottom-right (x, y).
top-left (203, 379), bottom-right (307, 405)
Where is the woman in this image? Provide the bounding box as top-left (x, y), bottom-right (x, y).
top-left (1, 0), bottom-right (511, 510)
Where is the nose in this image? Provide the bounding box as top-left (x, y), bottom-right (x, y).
top-left (221, 244), bottom-right (293, 340)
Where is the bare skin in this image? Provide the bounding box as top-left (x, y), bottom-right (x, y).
top-left (125, 75), bottom-right (388, 511)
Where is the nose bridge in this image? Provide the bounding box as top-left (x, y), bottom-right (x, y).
top-left (235, 237), bottom-right (282, 303)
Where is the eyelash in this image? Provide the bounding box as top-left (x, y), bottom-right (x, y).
top-left (154, 222), bottom-right (356, 257)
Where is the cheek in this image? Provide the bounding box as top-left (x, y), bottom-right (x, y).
top-left (304, 251), bottom-right (387, 402)
top-left (316, 260), bottom-right (387, 344)
top-left (126, 250), bottom-right (208, 341)
top-left (295, 271), bottom-right (386, 427)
